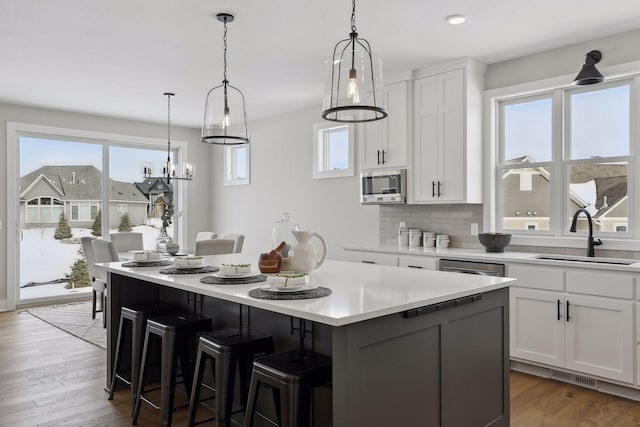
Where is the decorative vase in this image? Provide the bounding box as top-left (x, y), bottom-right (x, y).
top-left (288, 230), bottom-right (328, 273)
top-left (156, 227), bottom-right (172, 251)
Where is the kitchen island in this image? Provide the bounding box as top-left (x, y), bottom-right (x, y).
top-left (99, 257), bottom-right (515, 426)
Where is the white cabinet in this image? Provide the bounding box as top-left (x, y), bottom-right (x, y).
top-left (411, 65), bottom-right (483, 203)
top-left (508, 263), bottom-right (635, 384)
top-left (359, 81), bottom-right (409, 170)
top-left (510, 288), bottom-right (565, 367)
top-left (343, 250), bottom-right (398, 266)
top-left (398, 255), bottom-right (437, 270)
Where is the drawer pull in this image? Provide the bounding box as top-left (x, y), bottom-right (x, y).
top-left (557, 299), bottom-right (561, 320)
top-left (404, 294), bottom-right (482, 318)
top-left (407, 265), bottom-right (423, 269)
top-left (566, 300), bottom-right (571, 322)
top-left (361, 260), bottom-right (375, 264)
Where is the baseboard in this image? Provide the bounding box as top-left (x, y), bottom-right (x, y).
top-left (0, 299), bottom-right (9, 312)
top-left (511, 360), bottom-right (640, 401)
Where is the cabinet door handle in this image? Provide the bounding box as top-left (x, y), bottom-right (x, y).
top-left (407, 265), bottom-right (423, 269)
top-left (566, 300), bottom-right (571, 322)
top-left (361, 260), bottom-right (375, 264)
top-left (557, 299), bottom-right (561, 320)
top-left (381, 150), bottom-right (386, 164)
top-left (377, 150), bottom-right (381, 165)
top-left (437, 181), bottom-right (442, 197)
top-left (432, 181), bottom-right (436, 197)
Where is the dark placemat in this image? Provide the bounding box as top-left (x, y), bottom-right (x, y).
top-left (159, 266), bottom-right (220, 275)
top-left (248, 287), bottom-right (332, 300)
top-left (122, 260), bottom-right (173, 268)
top-left (200, 275), bottom-right (267, 285)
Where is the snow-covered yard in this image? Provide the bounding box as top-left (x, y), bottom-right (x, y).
top-left (19, 224), bottom-right (168, 301)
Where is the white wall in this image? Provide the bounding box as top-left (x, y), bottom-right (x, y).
top-left (486, 28), bottom-right (640, 90)
top-left (209, 105), bottom-right (380, 261)
top-left (0, 103), bottom-right (210, 309)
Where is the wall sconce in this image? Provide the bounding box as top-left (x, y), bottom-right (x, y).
top-left (573, 50), bottom-right (604, 86)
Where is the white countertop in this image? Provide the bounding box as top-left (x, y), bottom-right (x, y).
top-left (344, 244), bottom-right (640, 272)
top-left (97, 256), bottom-right (514, 327)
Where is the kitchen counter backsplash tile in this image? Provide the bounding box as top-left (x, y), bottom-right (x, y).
top-left (380, 205), bottom-right (640, 260)
top-left (380, 204), bottom-right (483, 249)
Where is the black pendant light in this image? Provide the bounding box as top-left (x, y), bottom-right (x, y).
top-left (201, 13), bottom-right (249, 145)
top-left (573, 50), bottom-right (605, 86)
top-left (322, 0), bottom-right (387, 123)
top-left (143, 92), bottom-right (194, 182)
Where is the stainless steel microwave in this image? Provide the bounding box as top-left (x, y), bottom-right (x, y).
top-left (361, 169), bottom-right (406, 204)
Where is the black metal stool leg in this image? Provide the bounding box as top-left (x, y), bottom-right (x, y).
top-left (132, 329), bottom-right (151, 425)
top-left (160, 331), bottom-right (178, 427)
top-left (107, 314), bottom-right (127, 400)
top-left (187, 342), bottom-right (207, 427)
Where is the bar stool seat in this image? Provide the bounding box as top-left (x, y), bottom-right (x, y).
top-left (187, 328), bottom-right (274, 427)
top-left (132, 312), bottom-right (213, 427)
top-left (244, 349), bottom-right (332, 427)
top-left (107, 303), bottom-right (177, 413)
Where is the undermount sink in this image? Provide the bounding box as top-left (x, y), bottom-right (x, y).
top-left (535, 255), bottom-right (639, 266)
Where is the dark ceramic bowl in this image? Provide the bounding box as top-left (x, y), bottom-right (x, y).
top-left (478, 233), bottom-right (512, 253)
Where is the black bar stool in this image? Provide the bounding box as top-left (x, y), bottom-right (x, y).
top-left (107, 304), bottom-right (176, 413)
top-left (187, 328), bottom-right (275, 427)
top-left (132, 312), bottom-right (213, 427)
top-left (243, 349), bottom-right (332, 427)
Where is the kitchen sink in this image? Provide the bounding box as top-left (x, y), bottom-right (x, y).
top-left (535, 255), bottom-right (639, 265)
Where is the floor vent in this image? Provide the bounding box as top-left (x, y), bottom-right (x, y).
top-left (551, 370), bottom-right (598, 390)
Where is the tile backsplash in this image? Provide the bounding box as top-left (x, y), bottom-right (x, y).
top-left (380, 204), bottom-right (484, 248)
top-left (380, 204), bottom-right (640, 259)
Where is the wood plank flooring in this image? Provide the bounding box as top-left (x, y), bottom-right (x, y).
top-left (1, 309), bottom-right (640, 426)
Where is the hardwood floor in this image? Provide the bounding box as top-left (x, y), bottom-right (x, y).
top-left (2, 309), bottom-right (640, 426)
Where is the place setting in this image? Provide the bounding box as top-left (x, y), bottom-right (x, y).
top-left (159, 256), bottom-right (220, 274)
top-left (199, 263), bottom-right (267, 285)
top-left (121, 250), bottom-right (173, 268)
top-left (248, 273), bottom-right (332, 300)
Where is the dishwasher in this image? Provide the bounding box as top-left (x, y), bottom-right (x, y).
top-left (438, 258), bottom-right (505, 277)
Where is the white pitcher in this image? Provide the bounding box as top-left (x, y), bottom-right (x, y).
top-left (288, 230), bottom-right (328, 273)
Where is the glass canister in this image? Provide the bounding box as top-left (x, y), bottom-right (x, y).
top-left (409, 229), bottom-right (422, 247)
top-left (436, 234), bottom-right (450, 248)
top-left (272, 212), bottom-right (300, 257)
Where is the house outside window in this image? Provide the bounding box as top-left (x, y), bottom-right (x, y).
top-left (495, 80), bottom-right (632, 239)
top-left (70, 201), bottom-right (101, 221)
top-left (25, 197), bottom-right (64, 223)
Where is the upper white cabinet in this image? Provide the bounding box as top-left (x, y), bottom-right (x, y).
top-left (410, 63), bottom-right (484, 203)
top-left (359, 81), bottom-right (410, 170)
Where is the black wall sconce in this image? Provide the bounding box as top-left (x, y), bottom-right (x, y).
top-left (574, 50), bottom-right (604, 85)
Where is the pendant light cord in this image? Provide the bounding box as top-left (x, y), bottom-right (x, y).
top-left (223, 18), bottom-right (228, 82)
top-left (166, 93), bottom-right (172, 181)
top-left (350, 0), bottom-right (357, 33)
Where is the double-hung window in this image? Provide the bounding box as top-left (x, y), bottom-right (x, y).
top-left (495, 80), bottom-right (632, 240)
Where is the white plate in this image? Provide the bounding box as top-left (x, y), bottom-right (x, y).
top-left (264, 284), bottom-right (318, 293)
top-left (132, 258), bottom-right (165, 264)
top-left (211, 271), bottom-right (257, 279)
top-left (175, 264), bottom-right (207, 270)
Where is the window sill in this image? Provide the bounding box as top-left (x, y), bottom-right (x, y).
top-left (510, 235), bottom-right (640, 253)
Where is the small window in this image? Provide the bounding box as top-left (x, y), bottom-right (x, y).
top-left (224, 145), bottom-right (250, 186)
top-left (313, 122), bottom-right (354, 179)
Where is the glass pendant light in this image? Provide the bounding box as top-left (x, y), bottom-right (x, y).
top-left (143, 92), bottom-right (194, 182)
top-left (322, 0), bottom-right (387, 123)
top-left (201, 13), bottom-right (250, 145)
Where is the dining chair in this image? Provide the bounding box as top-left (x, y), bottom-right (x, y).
top-left (81, 236), bottom-right (103, 322)
top-left (92, 239), bottom-right (121, 328)
top-left (219, 233), bottom-right (244, 253)
top-left (195, 231), bottom-right (218, 241)
top-left (110, 232), bottom-right (144, 252)
top-left (194, 239), bottom-right (235, 256)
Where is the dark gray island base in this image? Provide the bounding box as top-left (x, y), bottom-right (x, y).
top-left (106, 270), bottom-right (509, 427)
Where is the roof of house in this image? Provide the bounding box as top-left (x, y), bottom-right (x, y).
top-left (20, 165), bottom-right (148, 203)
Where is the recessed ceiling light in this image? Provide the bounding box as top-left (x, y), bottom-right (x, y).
top-left (447, 15), bottom-right (466, 25)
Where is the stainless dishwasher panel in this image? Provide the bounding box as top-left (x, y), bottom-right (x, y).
top-left (438, 259), bottom-right (505, 277)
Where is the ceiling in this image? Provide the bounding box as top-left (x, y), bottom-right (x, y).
top-left (3, 0), bottom-right (640, 128)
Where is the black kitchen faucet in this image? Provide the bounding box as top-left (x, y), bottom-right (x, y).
top-left (570, 208), bottom-right (603, 257)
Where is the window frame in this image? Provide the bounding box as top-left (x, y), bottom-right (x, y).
top-left (312, 122), bottom-right (355, 179)
top-left (224, 145), bottom-right (250, 186)
top-left (486, 73), bottom-right (639, 251)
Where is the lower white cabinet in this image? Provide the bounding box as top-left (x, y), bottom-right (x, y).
top-left (343, 250), bottom-right (398, 266)
top-left (510, 287), bottom-right (634, 384)
top-left (398, 255), bottom-right (437, 270)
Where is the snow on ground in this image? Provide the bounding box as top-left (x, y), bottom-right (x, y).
top-left (19, 224), bottom-right (169, 301)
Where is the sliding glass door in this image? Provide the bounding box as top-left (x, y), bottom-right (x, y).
top-left (15, 133), bottom-right (174, 305)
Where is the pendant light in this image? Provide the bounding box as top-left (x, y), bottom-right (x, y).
top-left (201, 13), bottom-right (249, 145)
top-left (322, 0), bottom-right (387, 123)
top-left (573, 50), bottom-right (605, 86)
top-left (143, 92), bottom-right (194, 182)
